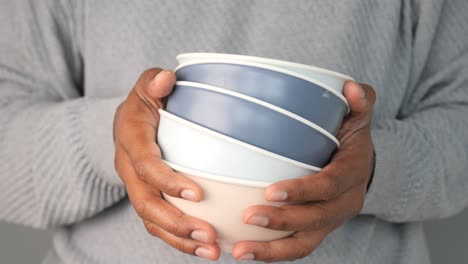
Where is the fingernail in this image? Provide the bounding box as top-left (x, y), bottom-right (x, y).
top-left (149, 74), bottom-right (160, 88)
top-left (190, 230), bottom-right (210, 244)
top-left (181, 189), bottom-right (198, 201)
top-left (152, 70), bottom-right (167, 82)
top-left (248, 215), bottom-right (269, 227)
top-left (195, 247), bottom-right (213, 259)
top-left (269, 191), bottom-right (288, 201)
top-left (238, 253), bottom-right (255, 261)
top-left (149, 70), bottom-right (169, 89)
top-left (359, 84), bottom-right (367, 100)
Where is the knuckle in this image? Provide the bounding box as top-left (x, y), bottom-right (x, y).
top-left (134, 199), bottom-right (150, 220)
top-left (114, 102), bottom-right (125, 120)
top-left (157, 171), bottom-right (176, 194)
top-left (173, 237), bottom-right (190, 253)
top-left (292, 234), bottom-right (318, 260)
top-left (276, 217), bottom-right (291, 231)
top-left (134, 157), bottom-right (154, 183)
top-left (144, 221), bottom-right (160, 237)
top-left (310, 208), bottom-right (328, 230)
top-left (352, 195), bottom-right (365, 216)
top-left (295, 178), bottom-right (308, 201)
top-left (297, 189), bottom-right (307, 202)
top-left (115, 118), bottom-right (132, 138)
top-left (322, 176), bottom-right (339, 201)
top-left (295, 246), bottom-right (312, 259)
top-left (353, 201), bottom-right (364, 216)
top-left (114, 150), bottom-right (127, 175)
top-left (166, 215), bottom-right (188, 237)
top-left (114, 155), bottom-right (122, 173)
top-left (162, 175), bottom-right (177, 193)
top-left (113, 104), bottom-right (124, 138)
top-left (276, 207), bottom-right (296, 230)
top-left (260, 243), bottom-right (274, 262)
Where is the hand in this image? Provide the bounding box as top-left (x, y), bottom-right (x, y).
top-left (232, 81), bottom-right (377, 262)
top-left (113, 69), bottom-right (220, 260)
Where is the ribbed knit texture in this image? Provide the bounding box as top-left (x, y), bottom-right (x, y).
top-left (1, 0), bottom-right (467, 263)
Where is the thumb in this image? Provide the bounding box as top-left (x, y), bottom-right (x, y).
top-left (146, 69), bottom-right (176, 99)
top-left (134, 69), bottom-right (176, 111)
top-left (343, 80), bottom-right (376, 117)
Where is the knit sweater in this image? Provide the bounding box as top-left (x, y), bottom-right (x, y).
top-left (1, 0), bottom-right (468, 263)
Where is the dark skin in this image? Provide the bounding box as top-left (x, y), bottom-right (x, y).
top-left (113, 68), bottom-right (376, 261)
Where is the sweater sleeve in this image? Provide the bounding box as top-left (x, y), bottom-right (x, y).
top-left (361, 0), bottom-right (468, 222)
top-left (0, 0), bottom-right (127, 229)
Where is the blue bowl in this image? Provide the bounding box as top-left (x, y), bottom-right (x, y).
top-left (175, 61), bottom-right (348, 136)
top-left (166, 82), bottom-right (338, 167)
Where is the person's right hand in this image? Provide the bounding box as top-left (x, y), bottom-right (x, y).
top-left (113, 68), bottom-right (220, 260)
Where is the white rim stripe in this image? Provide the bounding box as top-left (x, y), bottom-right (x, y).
top-left (176, 81), bottom-right (340, 146)
top-left (159, 109), bottom-right (322, 171)
top-left (164, 160), bottom-right (272, 188)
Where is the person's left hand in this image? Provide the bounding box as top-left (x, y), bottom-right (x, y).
top-left (231, 81), bottom-right (377, 262)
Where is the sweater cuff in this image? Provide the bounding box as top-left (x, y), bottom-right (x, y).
top-left (0, 97), bottom-right (127, 227)
top-left (360, 127), bottom-right (411, 219)
top-left (81, 96), bottom-right (126, 185)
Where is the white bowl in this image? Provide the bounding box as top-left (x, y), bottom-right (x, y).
top-left (176, 52), bottom-right (354, 93)
top-left (157, 109), bottom-right (320, 183)
top-left (162, 161), bottom-right (294, 252)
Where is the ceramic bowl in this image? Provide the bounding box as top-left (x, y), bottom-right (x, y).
top-left (176, 53), bottom-right (354, 94)
top-left (158, 109), bottom-right (320, 183)
top-left (166, 82), bottom-right (339, 167)
top-left (175, 60), bottom-right (348, 135)
top-left (162, 161), bottom-right (295, 253)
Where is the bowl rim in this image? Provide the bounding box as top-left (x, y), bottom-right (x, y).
top-left (176, 53), bottom-right (355, 82)
top-left (159, 109), bottom-right (323, 172)
top-left (175, 81), bottom-right (340, 146)
top-left (175, 59), bottom-right (349, 110)
top-left (164, 160), bottom-right (275, 188)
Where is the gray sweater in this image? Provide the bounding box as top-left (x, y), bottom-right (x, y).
top-left (1, 0), bottom-right (468, 263)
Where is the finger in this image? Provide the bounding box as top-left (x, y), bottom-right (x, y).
top-left (337, 81), bottom-right (376, 142)
top-left (115, 148), bottom-right (217, 243)
top-left (232, 230), bottom-right (330, 262)
top-left (115, 85), bottom-right (203, 201)
top-left (120, 68), bottom-right (176, 129)
top-left (124, 132), bottom-right (203, 201)
top-left (134, 68), bottom-right (176, 111)
top-left (243, 187), bottom-right (365, 232)
top-left (265, 144), bottom-right (371, 203)
top-left (146, 70), bottom-right (176, 99)
top-left (143, 220), bottom-right (220, 260)
top-left (117, 121), bottom-right (203, 201)
top-left (343, 81), bottom-right (376, 117)
top-left (117, 68), bottom-right (175, 133)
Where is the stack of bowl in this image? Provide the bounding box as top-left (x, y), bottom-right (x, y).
top-left (157, 53), bottom-right (353, 252)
